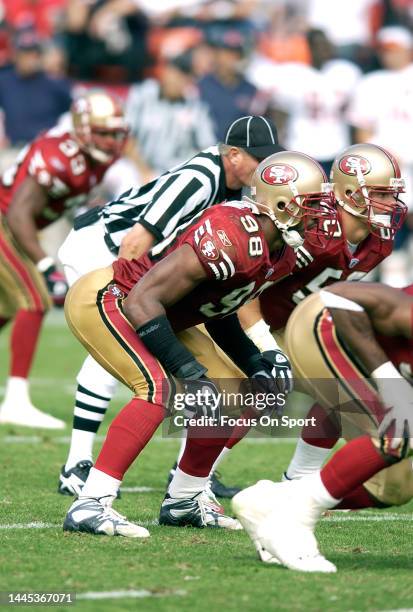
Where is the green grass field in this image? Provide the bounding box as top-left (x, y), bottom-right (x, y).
top-left (1, 311), bottom-right (413, 612)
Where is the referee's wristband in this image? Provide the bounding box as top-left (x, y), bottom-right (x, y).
top-left (136, 314), bottom-right (206, 378)
top-left (37, 256), bottom-right (55, 273)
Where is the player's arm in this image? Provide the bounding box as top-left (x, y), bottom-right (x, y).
top-left (123, 244), bottom-right (210, 378)
top-left (118, 222), bottom-right (155, 260)
top-left (237, 299), bottom-right (280, 353)
top-left (6, 177), bottom-right (49, 263)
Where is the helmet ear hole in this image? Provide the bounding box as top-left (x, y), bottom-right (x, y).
top-left (345, 189), bottom-right (352, 197)
top-left (276, 201), bottom-right (286, 211)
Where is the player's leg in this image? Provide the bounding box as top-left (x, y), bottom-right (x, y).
top-left (57, 221), bottom-right (119, 493)
top-left (165, 325), bottom-right (243, 499)
top-left (0, 213), bottom-right (63, 429)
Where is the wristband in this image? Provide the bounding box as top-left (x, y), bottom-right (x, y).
top-left (371, 361), bottom-right (403, 380)
top-left (37, 256), bottom-right (55, 273)
top-left (136, 314), bottom-right (204, 377)
top-left (244, 319), bottom-right (280, 353)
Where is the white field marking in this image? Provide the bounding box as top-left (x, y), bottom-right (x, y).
top-left (1, 514), bottom-right (412, 531)
top-left (76, 589), bottom-right (186, 601)
top-left (121, 486), bottom-right (160, 493)
top-left (0, 519), bottom-right (159, 530)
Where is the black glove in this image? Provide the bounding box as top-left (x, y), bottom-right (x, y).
top-left (174, 361), bottom-right (221, 420)
top-left (247, 350), bottom-right (293, 395)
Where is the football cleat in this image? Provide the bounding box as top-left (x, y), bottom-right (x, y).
top-left (209, 471), bottom-right (242, 499)
top-left (159, 491), bottom-right (242, 530)
top-left (204, 480), bottom-right (225, 514)
top-left (58, 461), bottom-right (121, 498)
top-left (232, 479), bottom-right (336, 573)
top-left (63, 496), bottom-right (149, 538)
top-left (0, 400), bottom-right (65, 429)
top-left (58, 461), bottom-right (94, 496)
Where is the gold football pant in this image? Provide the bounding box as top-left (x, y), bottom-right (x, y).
top-left (65, 267), bottom-right (243, 407)
top-left (283, 293), bottom-right (413, 506)
top-left (0, 212), bottom-right (51, 318)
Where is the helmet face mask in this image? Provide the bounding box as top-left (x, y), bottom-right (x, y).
top-left (71, 90), bottom-right (129, 164)
top-left (250, 152), bottom-right (337, 249)
top-left (331, 144), bottom-right (407, 240)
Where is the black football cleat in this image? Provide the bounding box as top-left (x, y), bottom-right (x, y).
top-left (58, 460), bottom-right (121, 498)
top-left (209, 471), bottom-right (242, 499)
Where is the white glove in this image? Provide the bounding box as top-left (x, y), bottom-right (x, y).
top-left (373, 362), bottom-right (413, 454)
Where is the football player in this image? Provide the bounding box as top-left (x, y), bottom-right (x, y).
top-left (213, 143), bottom-right (407, 472)
top-left (61, 151), bottom-right (337, 537)
top-left (57, 115), bottom-right (284, 499)
top-left (0, 90), bottom-right (128, 428)
top-left (233, 281), bottom-right (413, 572)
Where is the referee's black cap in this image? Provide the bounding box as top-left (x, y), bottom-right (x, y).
top-left (224, 115), bottom-right (284, 159)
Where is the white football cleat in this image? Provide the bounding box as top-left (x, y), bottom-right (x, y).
top-left (63, 496), bottom-right (150, 538)
top-left (0, 400), bottom-right (65, 429)
top-left (232, 479), bottom-right (336, 573)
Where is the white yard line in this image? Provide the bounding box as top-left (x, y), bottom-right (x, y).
top-left (76, 589), bottom-right (186, 600)
top-left (0, 513), bottom-right (412, 531)
top-left (0, 434), bottom-right (295, 445)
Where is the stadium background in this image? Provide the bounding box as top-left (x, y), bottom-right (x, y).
top-left (1, 1), bottom-right (413, 610)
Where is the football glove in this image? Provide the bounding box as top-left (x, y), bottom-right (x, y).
top-left (248, 350), bottom-right (293, 395)
top-left (37, 257), bottom-right (68, 307)
top-left (376, 376), bottom-right (413, 457)
top-left (181, 377), bottom-right (221, 421)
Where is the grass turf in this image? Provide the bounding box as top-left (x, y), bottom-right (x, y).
top-left (1, 310), bottom-right (413, 612)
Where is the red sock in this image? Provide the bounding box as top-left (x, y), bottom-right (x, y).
top-left (302, 403), bottom-right (341, 449)
top-left (95, 398), bottom-right (165, 480)
top-left (10, 310), bottom-right (44, 378)
top-left (179, 424), bottom-right (231, 477)
top-left (335, 485), bottom-right (378, 510)
top-left (225, 407), bottom-right (257, 449)
top-left (320, 436), bottom-right (389, 500)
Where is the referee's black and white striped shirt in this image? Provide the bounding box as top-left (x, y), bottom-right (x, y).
top-left (100, 146), bottom-right (241, 254)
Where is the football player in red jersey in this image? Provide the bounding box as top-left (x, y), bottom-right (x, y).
top-left (61, 151), bottom-right (337, 537)
top-left (212, 143), bottom-right (407, 478)
top-left (0, 90), bottom-right (128, 429)
top-left (233, 281), bottom-right (413, 572)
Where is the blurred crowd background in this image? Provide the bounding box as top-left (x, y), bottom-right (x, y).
top-left (1, 0), bottom-right (413, 285)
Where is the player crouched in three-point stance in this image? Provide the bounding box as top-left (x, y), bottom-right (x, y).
top-left (62, 151), bottom-right (336, 537)
top-left (233, 281), bottom-right (413, 572)
top-left (0, 90), bottom-right (128, 429)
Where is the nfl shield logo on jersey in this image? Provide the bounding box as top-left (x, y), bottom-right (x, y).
top-left (349, 257), bottom-right (360, 268)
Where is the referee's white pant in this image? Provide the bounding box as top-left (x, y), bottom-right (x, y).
top-left (58, 217), bottom-right (119, 439)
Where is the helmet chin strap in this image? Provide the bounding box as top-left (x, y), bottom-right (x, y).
top-left (244, 195), bottom-right (304, 249)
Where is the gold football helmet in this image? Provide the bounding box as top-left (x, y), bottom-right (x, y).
top-left (250, 151), bottom-right (336, 248)
top-left (71, 90), bottom-right (128, 164)
top-left (331, 143), bottom-right (407, 237)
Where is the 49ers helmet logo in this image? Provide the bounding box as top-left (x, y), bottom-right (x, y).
top-left (339, 155), bottom-right (371, 176)
top-left (261, 164), bottom-right (298, 185)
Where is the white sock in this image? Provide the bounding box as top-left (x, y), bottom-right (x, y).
top-left (286, 439), bottom-right (332, 479)
top-left (2, 377), bottom-right (30, 403)
top-left (80, 467), bottom-right (121, 500)
top-left (65, 431), bottom-right (95, 470)
top-left (168, 467), bottom-right (209, 499)
top-left (176, 430), bottom-right (187, 464)
top-left (303, 472), bottom-right (341, 508)
top-left (209, 446), bottom-right (231, 476)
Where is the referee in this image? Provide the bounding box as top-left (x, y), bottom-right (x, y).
top-left (57, 115), bottom-right (284, 498)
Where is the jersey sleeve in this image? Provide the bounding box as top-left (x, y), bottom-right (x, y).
top-left (181, 208), bottom-right (250, 281)
top-left (27, 137), bottom-right (81, 197)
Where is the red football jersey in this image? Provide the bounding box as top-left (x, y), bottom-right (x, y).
top-left (375, 285), bottom-right (413, 380)
top-left (113, 202), bottom-right (296, 332)
top-left (260, 216), bottom-right (393, 331)
top-left (0, 128), bottom-right (112, 229)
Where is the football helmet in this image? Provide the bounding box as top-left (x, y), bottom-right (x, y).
top-left (250, 151), bottom-right (336, 249)
top-left (331, 143), bottom-right (407, 238)
top-left (71, 90), bottom-right (128, 164)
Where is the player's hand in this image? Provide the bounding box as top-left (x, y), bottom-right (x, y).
top-left (377, 377), bottom-right (413, 455)
top-left (247, 350), bottom-right (293, 395)
top-left (181, 377), bottom-right (221, 421)
top-left (43, 265), bottom-right (68, 307)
